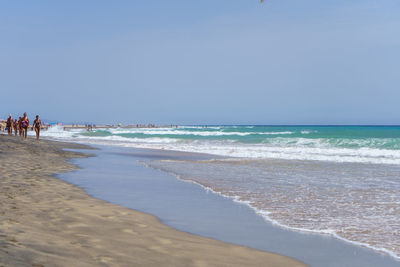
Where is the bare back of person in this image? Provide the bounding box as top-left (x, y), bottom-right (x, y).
top-left (13, 120), bottom-right (18, 136)
top-left (18, 117), bottom-right (22, 136)
top-left (6, 115), bottom-right (13, 136)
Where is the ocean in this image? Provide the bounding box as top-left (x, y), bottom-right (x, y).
top-left (37, 125), bottom-right (400, 260)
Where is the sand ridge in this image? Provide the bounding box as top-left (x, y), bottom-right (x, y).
top-left (0, 135), bottom-right (306, 267)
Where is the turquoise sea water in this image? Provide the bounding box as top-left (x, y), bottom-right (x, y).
top-left (39, 125), bottom-right (400, 260)
top-left (43, 125), bottom-right (400, 165)
top-left (80, 125), bottom-right (400, 148)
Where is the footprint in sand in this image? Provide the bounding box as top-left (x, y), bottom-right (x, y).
top-left (149, 246), bottom-right (168, 254)
top-left (101, 214), bottom-right (116, 220)
top-left (66, 223), bottom-right (88, 229)
top-left (97, 256), bottom-right (113, 264)
top-left (122, 229), bottom-right (138, 235)
top-left (6, 236), bottom-right (18, 244)
top-left (156, 238), bottom-right (172, 245)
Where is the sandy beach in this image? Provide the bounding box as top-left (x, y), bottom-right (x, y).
top-left (0, 135), bottom-right (305, 267)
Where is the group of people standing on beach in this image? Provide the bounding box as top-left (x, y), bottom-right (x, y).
top-left (4, 113), bottom-right (42, 140)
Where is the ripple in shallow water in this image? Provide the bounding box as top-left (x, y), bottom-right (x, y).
top-left (146, 158), bottom-right (400, 259)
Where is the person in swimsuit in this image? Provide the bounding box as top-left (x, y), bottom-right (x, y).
top-left (21, 113), bottom-right (30, 139)
top-left (6, 114), bottom-right (13, 136)
top-left (32, 115), bottom-right (42, 140)
top-left (18, 117), bottom-right (22, 136)
top-left (13, 119), bottom-right (18, 136)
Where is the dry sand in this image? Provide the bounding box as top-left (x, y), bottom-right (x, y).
top-left (0, 135), bottom-right (306, 267)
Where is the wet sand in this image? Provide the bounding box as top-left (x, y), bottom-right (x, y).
top-left (0, 135), bottom-right (305, 267)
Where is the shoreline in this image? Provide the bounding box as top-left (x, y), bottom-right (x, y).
top-left (150, 161), bottom-right (399, 262)
top-left (20, 132), bottom-right (400, 262)
top-left (64, 144), bottom-right (399, 267)
top-left (0, 135), bottom-right (306, 266)
top-left (54, 131), bottom-right (400, 262)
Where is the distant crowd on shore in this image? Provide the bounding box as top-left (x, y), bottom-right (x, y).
top-left (0, 113), bottom-right (46, 140)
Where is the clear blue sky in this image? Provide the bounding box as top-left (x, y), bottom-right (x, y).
top-left (1, 0), bottom-right (399, 125)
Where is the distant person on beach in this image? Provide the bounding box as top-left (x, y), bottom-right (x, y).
top-left (18, 117), bottom-right (22, 136)
top-left (32, 115), bottom-right (42, 140)
top-left (13, 119), bottom-right (18, 136)
top-left (20, 113), bottom-right (29, 139)
top-left (6, 115), bottom-right (13, 136)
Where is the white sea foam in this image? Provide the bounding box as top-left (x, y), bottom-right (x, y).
top-left (37, 125), bottom-right (400, 260)
top-left (120, 142), bottom-right (400, 165)
top-left (39, 126), bottom-right (400, 165)
top-left (300, 130), bottom-right (316, 134)
top-left (144, 159), bottom-right (400, 260)
top-left (108, 128), bottom-right (294, 136)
